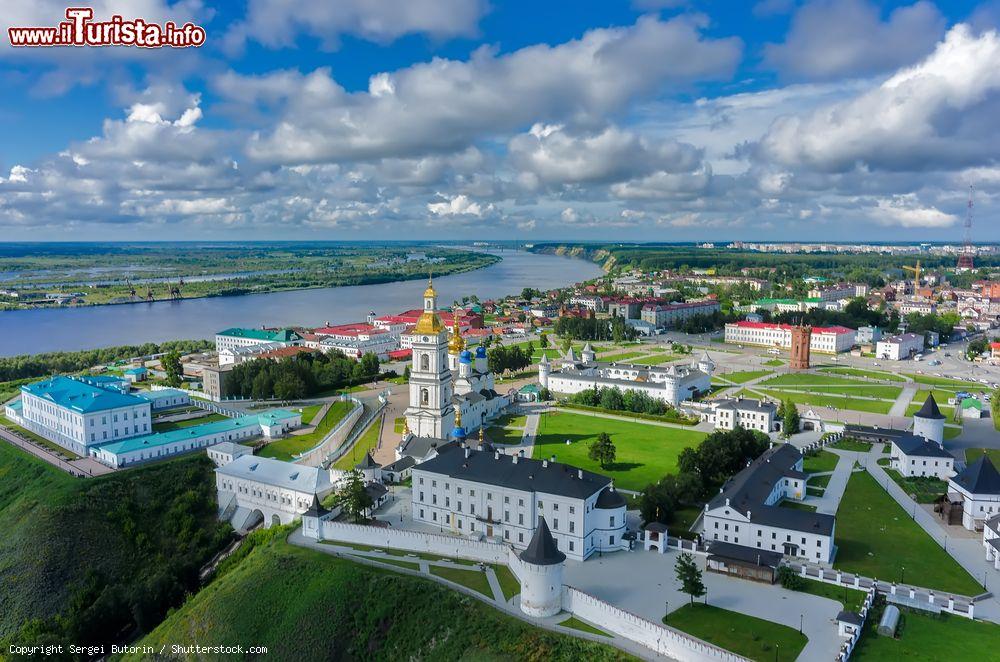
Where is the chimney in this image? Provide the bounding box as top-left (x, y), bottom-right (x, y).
top-left (725, 497), bottom-right (730, 506)
top-left (512, 455), bottom-right (518, 464)
top-left (550, 455), bottom-right (556, 463)
top-left (464, 447), bottom-right (471, 458)
top-left (519, 449), bottom-right (525, 457)
top-left (578, 469), bottom-right (583, 479)
top-left (542, 459), bottom-right (548, 468)
top-left (494, 450), bottom-right (500, 460)
top-left (746, 510), bottom-right (751, 519)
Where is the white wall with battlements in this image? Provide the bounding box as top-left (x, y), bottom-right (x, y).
top-left (310, 520), bottom-right (511, 564)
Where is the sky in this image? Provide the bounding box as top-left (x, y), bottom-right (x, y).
top-left (1, 0), bottom-right (1000, 242)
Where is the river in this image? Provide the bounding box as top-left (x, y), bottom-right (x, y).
top-left (0, 250), bottom-right (601, 356)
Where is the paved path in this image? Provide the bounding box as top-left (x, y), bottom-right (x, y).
top-left (550, 405), bottom-right (716, 433)
top-left (0, 424), bottom-right (114, 476)
top-left (808, 451), bottom-right (855, 515)
top-left (888, 383), bottom-right (918, 418)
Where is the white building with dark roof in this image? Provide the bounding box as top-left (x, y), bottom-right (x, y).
top-left (411, 444), bottom-right (627, 561)
top-left (702, 444), bottom-right (835, 563)
top-left (947, 456), bottom-right (1000, 531)
top-left (889, 434), bottom-right (955, 480)
top-left (688, 396), bottom-right (778, 433)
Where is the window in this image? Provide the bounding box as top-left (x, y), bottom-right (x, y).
top-left (569, 506), bottom-right (575, 514)
top-left (553, 519), bottom-right (558, 530)
top-left (420, 354), bottom-right (429, 371)
top-left (519, 532), bottom-right (524, 543)
top-left (569, 521), bottom-right (575, 533)
top-left (418, 492), bottom-right (424, 502)
top-left (609, 535), bottom-right (614, 545)
top-left (457, 486), bottom-right (462, 494)
top-left (504, 496), bottom-right (510, 504)
top-left (518, 513), bottom-right (524, 525)
top-left (569, 541), bottom-right (575, 551)
top-left (610, 516), bottom-right (615, 527)
top-left (553, 503), bottom-right (559, 511)
top-left (421, 388), bottom-right (429, 405)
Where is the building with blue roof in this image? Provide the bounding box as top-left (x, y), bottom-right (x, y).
top-left (15, 376), bottom-right (153, 456)
top-left (135, 388), bottom-right (191, 411)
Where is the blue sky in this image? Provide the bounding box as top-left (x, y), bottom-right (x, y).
top-left (1, 0), bottom-right (998, 241)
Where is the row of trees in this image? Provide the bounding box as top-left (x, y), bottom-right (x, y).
top-left (638, 427), bottom-right (770, 526)
top-left (0, 339), bottom-right (213, 382)
top-left (553, 316), bottom-right (637, 342)
top-left (675, 311), bottom-right (738, 334)
top-left (567, 386), bottom-right (684, 419)
top-left (487, 343), bottom-right (534, 375)
top-left (228, 351), bottom-right (380, 400)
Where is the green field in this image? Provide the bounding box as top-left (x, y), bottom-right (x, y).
top-left (493, 413), bottom-right (527, 429)
top-left (906, 374), bottom-right (981, 389)
top-left (151, 412), bottom-right (228, 432)
top-left (664, 603), bottom-right (807, 662)
top-left (818, 367), bottom-right (905, 382)
top-left (830, 439), bottom-right (872, 452)
top-left (717, 370), bottom-right (772, 384)
top-left (487, 426), bottom-right (525, 445)
top-left (761, 373), bottom-right (865, 387)
top-left (834, 471), bottom-right (981, 595)
top-left (752, 389), bottom-right (894, 414)
top-left (134, 538), bottom-right (628, 661)
top-left (763, 359), bottom-right (785, 367)
top-left (803, 450), bottom-right (839, 473)
top-left (793, 578), bottom-right (867, 611)
top-left (852, 609), bottom-right (1000, 661)
top-left (0, 444), bottom-right (228, 646)
top-left (429, 565), bottom-right (493, 597)
top-left (628, 353), bottom-right (680, 365)
top-left (333, 415), bottom-right (383, 471)
top-left (761, 374), bottom-right (902, 400)
top-left (965, 448), bottom-right (1000, 466)
top-left (560, 616), bottom-right (611, 637)
top-left (0, 414), bottom-right (82, 459)
top-left (599, 351), bottom-right (651, 363)
top-left (491, 564), bottom-right (521, 601)
top-left (257, 400), bottom-right (355, 460)
top-left (533, 411), bottom-right (706, 491)
top-left (884, 469), bottom-right (947, 504)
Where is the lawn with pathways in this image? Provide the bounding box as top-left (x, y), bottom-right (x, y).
top-left (833, 470), bottom-right (981, 595)
top-left (717, 370), bottom-right (772, 384)
top-left (818, 367), bottom-right (906, 382)
top-left (532, 411), bottom-right (706, 491)
top-left (965, 447), bottom-right (1000, 466)
top-left (332, 416), bottom-right (382, 470)
top-left (664, 603), bottom-right (807, 662)
top-left (598, 351), bottom-right (652, 363)
top-left (763, 359), bottom-right (785, 367)
top-left (905, 374), bottom-right (982, 389)
top-left (802, 450), bottom-right (839, 473)
top-left (752, 389), bottom-right (893, 414)
top-left (852, 609), bottom-right (1000, 661)
top-left (257, 400), bottom-right (356, 461)
top-left (628, 352), bottom-right (680, 365)
top-left (151, 412), bottom-right (228, 432)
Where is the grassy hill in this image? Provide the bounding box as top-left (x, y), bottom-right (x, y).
top-left (131, 536), bottom-right (631, 662)
top-left (0, 443), bottom-right (230, 649)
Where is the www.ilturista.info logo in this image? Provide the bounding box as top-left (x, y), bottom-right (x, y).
top-left (8, 7), bottom-right (206, 48)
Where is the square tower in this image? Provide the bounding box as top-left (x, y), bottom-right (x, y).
top-left (790, 325), bottom-right (812, 370)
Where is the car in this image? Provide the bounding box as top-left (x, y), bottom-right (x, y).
top-left (944, 352), bottom-right (951, 357)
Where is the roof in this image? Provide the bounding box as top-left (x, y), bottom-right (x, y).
top-left (356, 452), bottom-right (381, 470)
top-left (914, 393), bottom-right (946, 420)
top-left (951, 456), bottom-right (1000, 496)
top-left (135, 388), bottom-right (188, 402)
top-left (961, 398), bottom-right (983, 410)
top-left (216, 453), bottom-right (332, 493)
top-left (97, 413), bottom-right (262, 455)
top-left (706, 540), bottom-right (782, 568)
top-left (727, 321), bottom-right (855, 335)
top-left (124, 366), bottom-right (148, 374)
top-left (257, 409), bottom-right (300, 425)
top-left (644, 521), bottom-right (668, 532)
top-left (708, 444), bottom-right (835, 536)
top-left (382, 456), bottom-right (416, 472)
top-left (216, 327), bottom-right (302, 343)
top-left (397, 435), bottom-right (458, 460)
top-left (594, 486), bottom-right (627, 509)
top-left (259, 346), bottom-right (317, 360)
top-left (414, 446), bottom-right (611, 500)
top-left (519, 517), bottom-right (566, 566)
top-left (893, 435), bottom-right (952, 458)
top-left (843, 424), bottom-right (909, 441)
top-left (22, 376), bottom-right (147, 414)
top-left (210, 441), bottom-right (250, 456)
top-left (837, 611), bottom-right (864, 626)
top-left (303, 494), bottom-right (329, 518)
top-left (312, 323), bottom-right (387, 337)
top-left (713, 397), bottom-right (777, 414)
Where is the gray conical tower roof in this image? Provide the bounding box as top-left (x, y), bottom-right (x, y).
top-left (303, 494), bottom-right (329, 518)
top-left (519, 517), bottom-right (566, 565)
top-left (914, 393), bottom-right (945, 420)
top-left (355, 452), bottom-right (381, 470)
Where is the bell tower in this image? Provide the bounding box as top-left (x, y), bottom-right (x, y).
top-left (404, 277), bottom-right (455, 437)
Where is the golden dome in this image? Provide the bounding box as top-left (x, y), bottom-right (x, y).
top-left (423, 276), bottom-right (436, 299)
top-left (448, 311), bottom-right (466, 353)
top-left (414, 310), bottom-right (444, 334)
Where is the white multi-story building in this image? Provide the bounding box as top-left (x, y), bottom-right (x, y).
top-left (947, 456), bottom-right (1000, 531)
top-left (855, 326), bottom-right (883, 345)
top-left (702, 444), bottom-right (835, 563)
top-left (898, 300), bottom-right (937, 316)
top-left (215, 453), bottom-right (335, 530)
top-left (724, 322), bottom-right (856, 353)
top-left (568, 295), bottom-right (608, 312)
top-left (411, 444), bottom-right (627, 561)
top-left (889, 435), bottom-right (955, 480)
top-left (808, 282), bottom-right (864, 301)
top-left (539, 348), bottom-right (714, 408)
top-left (312, 323), bottom-right (401, 359)
top-left (639, 300), bottom-right (720, 329)
top-left (690, 397), bottom-right (778, 434)
top-left (876, 333), bottom-right (924, 360)
top-left (214, 327), bottom-right (302, 353)
top-left (13, 375), bottom-right (153, 456)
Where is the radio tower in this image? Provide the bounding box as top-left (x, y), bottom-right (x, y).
top-left (957, 185), bottom-right (975, 271)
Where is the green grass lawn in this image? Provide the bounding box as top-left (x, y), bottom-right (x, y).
top-left (560, 616), bottom-right (611, 637)
top-left (944, 425), bottom-right (962, 440)
top-left (753, 389), bottom-right (894, 414)
top-left (664, 603), bottom-right (807, 662)
top-left (830, 438), bottom-right (872, 452)
top-left (151, 412), bottom-right (228, 432)
top-left (883, 469), bottom-right (946, 504)
top-left (799, 384), bottom-right (903, 400)
top-left (628, 353), bottom-right (679, 365)
top-left (718, 370), bottom-right (773, 384)
top-left (761, 373), bottom-right (867, 387)
top-left (394, 416), bottom-right (406, 433)
top-left (366, 556), bottom-right (421, 571)
top-left (599, 351), bottom-right (651, 363)
top-left (333, 416), bottom-right (382, 470)
top-left (258, 400), bottom-right (355, 461)
top-left (810, 474), bottom-right (832, 489)
top-left (803, 449), bottom-right (839, 473)
top-left (321, 541), bottom-right (476, 565)
top-left (763, 359), bottom-right (785, 367)
top-left (493, 413), bottom-right (527, 428)
top-left (297, 404), bottom-right (323, 424)
top-left (965, 447), bottom-right (1000, 466)
top-left (779, 500), bottom-right (816, 511)
top-left (486, 425), bottom-right (524, 445)
top-left (905, 397), bottom-right (956, 419)
top-left (852, 609), bottom-right (1000, 661)
top-left (136, 538), bottom-right (627, 661)
top-left (491, 564), bottom-right (521, 601)
top-left (533, 411), bottom-right (706, 491)
top-left (906, 374), bottom-right (980, 389)
top-left (818, 367), bottom-right (906, 382)
top-left (429, 565), bottom-right (493, 597)
top-left (793, 578), bottom-right (867, 611)
top-left (834, 470), bottom-right (981, 595)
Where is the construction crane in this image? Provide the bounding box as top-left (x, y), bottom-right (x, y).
top-left (902, 260), bottom-right (922, 293)
top-left (957, 184), bottom-right (975, 271)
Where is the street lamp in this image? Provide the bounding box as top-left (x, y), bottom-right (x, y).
top-left (799, 613), bottom-right (803, 634)
top-left (665, 600), bottom-right (669, 622)
top-left (900, 566), bottom-right (905, 585)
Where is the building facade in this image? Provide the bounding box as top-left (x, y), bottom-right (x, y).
top-left (875, 333), bottom-right (924, 361)
top-left (639, 300), bottom-right (720, 329)
top-left (724, 322), bottom-right (855, 353)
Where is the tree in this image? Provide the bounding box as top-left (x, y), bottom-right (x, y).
top-left (274, 373), bottom-right (306, 400)
top-left (588, 432), bottom-right (616, 469)
top-left (782, 399), bottom-right (800, 436)
top-left (359, 352), bottom-right (380, 378)
top-left (339, 469), bottom-right (373, 523)
top-left (538, 386), bottom-right (552, 401)
top-left (675, 552), bottom-right (707, 604)
top-left (561, 336), bottom-right (573, 353)
top-left (162, 350), bottom-right (182, 387)
top-left (251, 370), bottom-right (274, 400)
top-left (403, 365), bottom-right (411, 380)
top-left (539, 333), bottom-right (549, 348)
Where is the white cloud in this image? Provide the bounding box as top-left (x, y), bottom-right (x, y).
top-left (764, 0), bottom-right (945, 79)
top-left (240, 15), bottom-right (742, 164)
top-left (872, 194), bottom-right (958, 227)
top-left (427, 194), bottom-right (494, 217)
top-left (757, 25), bottom-right (1000, 172)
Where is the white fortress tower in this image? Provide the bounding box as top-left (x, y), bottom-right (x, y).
top-left (580, 342), bottom-right (596, 363)
top-left (912, 393), bottom-right (946, 446)
top-left (518, 517), bottom-right (565, 617)
top-left (697, 351), bottom-right (716, 376)
top-left (538, 353), bottom-right (551, 390)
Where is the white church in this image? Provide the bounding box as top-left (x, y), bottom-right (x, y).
top-left (403, 278), bottom-right (508, 437)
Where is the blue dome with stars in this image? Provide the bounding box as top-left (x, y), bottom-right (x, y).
top-left (475, 345), bottom-right (487, 358)
top-left (459, 350), bottom-right (473, 364)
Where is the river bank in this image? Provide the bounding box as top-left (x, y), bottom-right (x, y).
top-left (0, 249), bottom-right (603, 356)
